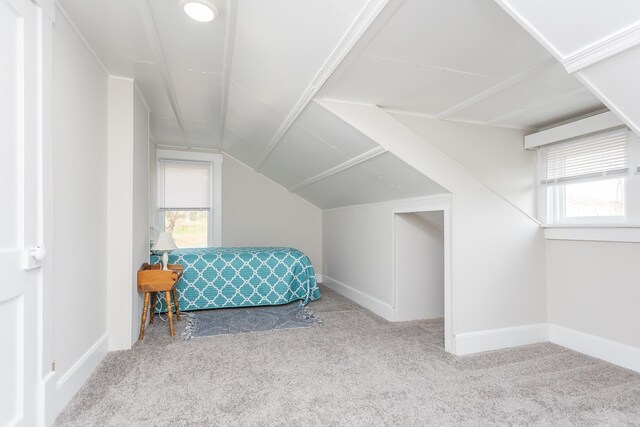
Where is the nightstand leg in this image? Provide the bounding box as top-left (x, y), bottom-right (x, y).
top-left (172, 287), bottom-right (181, 321)
top-left (165, 291), bottom-right (175, 336)
top-left (149, 292), bottom-right (157, 324)
top-left (139, 292), bottom-right (150, 340)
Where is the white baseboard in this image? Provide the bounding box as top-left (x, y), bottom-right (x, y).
top-left (44, 370), bottom-right (57, 426)
top-left (55, 332), bottom-right (109, 417)
top-left (322, 275), bottom-right (394, 320)
top-left (316, 273), bottom-right (323, 284)
top-left (455, 323), bottom-right (549, 356)
top-left (317, 277), bottom-right (640, 374)
top-left (549, 324), bottom-right (640, 373)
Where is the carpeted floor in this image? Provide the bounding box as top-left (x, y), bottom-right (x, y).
top-left (56, 285), bottom-right (640, 426)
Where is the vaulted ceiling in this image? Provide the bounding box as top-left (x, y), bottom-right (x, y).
top-left (59, 0), bottom-right (607, 208)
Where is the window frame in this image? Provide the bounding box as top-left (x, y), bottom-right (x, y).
top-left (545, 175), bottom-right (629, 226)
top-left (156, 149), bottom-right (223, 247)
top-left (532, 117), bottom-right (640, 228)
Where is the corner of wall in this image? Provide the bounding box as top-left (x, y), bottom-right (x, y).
top-left (106, 77), bottom-right (135, 351)
top-left (455, 324), bottom-right (549, 355)
top-left (549, 324), bottom-right (640, 373)
top-left (54, 332), bottom-right (109, 417)
top-left (52, 9), bottom-right (111, 418)
top-left (322, 275), bottom-right (394, 320)
top-left (221, 154), bottom-right (323, 273)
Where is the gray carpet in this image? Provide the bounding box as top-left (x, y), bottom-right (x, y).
top-left (182, 302), bottom-right (321, 339)
top-left (56, 285), bottom-right (640, 426)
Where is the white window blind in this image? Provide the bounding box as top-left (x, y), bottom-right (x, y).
top-left (159, 160), bottom-right (211, 209)
top-left (540, 128), bottom-right (631, 185)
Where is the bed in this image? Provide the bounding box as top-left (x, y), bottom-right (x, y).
top-left (150, 247), bottom-right (320, 313)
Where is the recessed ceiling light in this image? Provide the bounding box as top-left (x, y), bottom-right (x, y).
top-left (183, 0), bottom-right (217, 23)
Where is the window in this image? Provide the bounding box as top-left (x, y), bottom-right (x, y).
top-left (538, 127), bottom-right (640, 225)
top-left (157, 150), bottom-right (222, 247)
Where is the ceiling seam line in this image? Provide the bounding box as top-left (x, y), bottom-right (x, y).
top-left (228, 78), bottom-right (282, 114)
top-left (218, 0), bottom-right (238, 150)
top-left (379, 107), bottom-right (538, 131)
top-left (484, 86), bottom-right (590, 126)
top-left (135, 0), bottom-right (192, 148)
top-left (287, 147), bottom-right (388, 192)
top-left (253, 0), bottom-right (392, 171)
top-left (435, 58), bottom-right (557, 119)
top-left (360, 52), bottom-right (493, 79)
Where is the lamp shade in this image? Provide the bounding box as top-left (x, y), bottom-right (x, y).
top-left (152, 232), bottom-right (177, 251)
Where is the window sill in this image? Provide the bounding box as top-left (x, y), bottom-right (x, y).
top-left (543, 225), bottom-right (640, 243)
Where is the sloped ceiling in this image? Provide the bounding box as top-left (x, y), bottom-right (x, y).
top-left (320, 0), bottom-right (603, 130)
top-left (495, 0), bottom-right (640, 136)
top-left (58, 0), bottom-right (606, 209)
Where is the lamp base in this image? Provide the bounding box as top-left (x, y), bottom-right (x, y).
top-left (162, 251), bottom-right (169, 270)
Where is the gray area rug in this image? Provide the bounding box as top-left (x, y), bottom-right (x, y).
top-left (56, 285), bottom-right (640, 426)
top-left (182, 302), bottom-right (321, 339)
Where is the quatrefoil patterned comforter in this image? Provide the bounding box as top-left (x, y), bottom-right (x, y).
top-left (150, 247), bottom-right (320, 313)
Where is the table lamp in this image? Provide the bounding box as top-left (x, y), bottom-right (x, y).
top-left (152, 232), bottom-right (177, 270)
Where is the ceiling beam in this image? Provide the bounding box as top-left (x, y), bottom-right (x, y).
top-left (435, 58), bottom-right (557, 119)
top-left (254, 0), bottom-right (394, 171)
top-left (493, 0), bottom-right (564, 63)
top-left (218, 0), bottom-right (238, 149)
top-left (562, 22), bottom-right (640, 73)
top-left (495, 0), bottom-right (640, 75)
top-left (134, 0), bottom-right (192, 148)
top-left (318, 0), bottom-right (407, 102)
top-left (288, 146), bottom-right (387, 192)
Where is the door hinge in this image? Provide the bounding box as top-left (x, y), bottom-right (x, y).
top-left (51, 360), bottom-right (56, 372)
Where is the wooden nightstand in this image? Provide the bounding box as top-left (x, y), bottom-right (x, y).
top-left (137, 263), bottom-right (183, 339)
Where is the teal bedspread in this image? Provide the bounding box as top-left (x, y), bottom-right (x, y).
top-left (150, 247), bottom-right (320, 313)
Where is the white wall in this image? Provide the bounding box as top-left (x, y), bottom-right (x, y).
top-left (106, 78), bottom-right (149, 351)
top-left (320, 101), bottom-right (547, 343)
top-left (391, 115), bottom-right (537, 217)
top-left (323, 196), bottom-right (450, 320)
top-left (324, 202), bottom-right (402, 309)
top-left (548, 240), bottom-right (640, 349)
top-left (221, 155), bottom-right (323, 272)
top-left (52, 12), bottom-right (109, 413)
top-left (395, 212), bottom-right (444, 321)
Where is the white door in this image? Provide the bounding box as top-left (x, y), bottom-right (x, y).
top-left (0, 0), bottom-right (44, 425)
